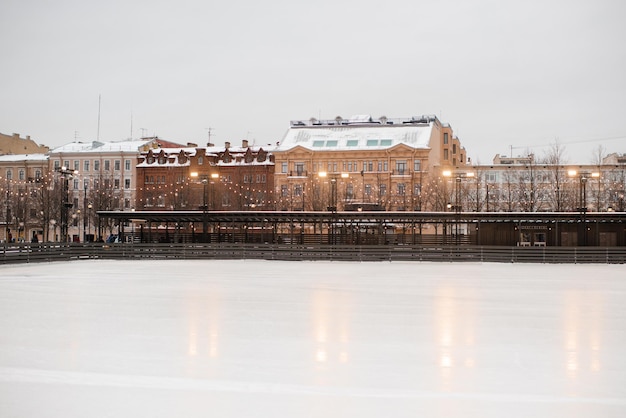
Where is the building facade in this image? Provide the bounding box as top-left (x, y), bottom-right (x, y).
top-left (48, 138), bottom-right (180, 241)
top-left (0, 154), bottom-right (49, 242)
top-left (136, 140), bottom-right (275, 212)
top-left (272, 115), bottom-right (468, 211)
top-left (0, 132), bottom-right (49, 155)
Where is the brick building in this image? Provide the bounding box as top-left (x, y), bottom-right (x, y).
top-left (136, 140), bottom-right (275, 211)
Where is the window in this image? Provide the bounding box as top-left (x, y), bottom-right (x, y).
top-left (84, 179), bottom-right (89, 189)
top-left (124, 198), bottom-right (130, 209)
top-left (104, 160), bottom-right (110, 171)
top-left (414, 160), bottom-right (421, 172)
top-left (114, 160), bottom-right (121, 171)
top-left (19, 170), bottom-right (25, 180)
top-left (414, 184), bottom-right (421, 196)
top-left (380, 184), bottom-right (387, 196)
top-left (295, 162), bottom-right (305, 176)
top-left (365, 184), bottom-right (372, 196)
top-left (377, 161), bottom-right (382, 172)
top-left (326, 140), bottom-right (338, 147)
top-left (73, 179), bottom-right (79, 189)
top-left (312, 140), bottom-right (325, 147)
top-left (84, 160), bottom-right (90, 171)
top-left (367, 139), bottom-right (378, 146)
top-left (384, 161), bottom-right (388, 171)
top-left (94, 160), bottom-right (100, 171)
top-left (347, 162), bottom-right (352, 172)
top-left (6, 170), bottom-right (12, 180)
top-left (444, 133), bottom-right (449, 144)
top-left (74, 161), bottom-right (79, 171)
top-left (114, 179), bottom-right (120, 189)
top-left (397, 183), bottom-right (406, 195)
top-left (125, 160), bottom-right (131, 171)
top-left (64, 161), bottom-right (70, 169)
top-left (125, 179), bottom-right (130, 189)
top-left (453, 144), bottom-right (457, 154)
top-left (380, 139), bottom-right (392, 146)
top-left (395, 161), bottom-right (407, 175)
top-left (198, 156), bottom-right (204, 165)
top-left (281, 162), bottom-right (288, 173)
top-left (444, 149), bottom-right (449, 160)
top-left (294, 184), bottom-right (302, 197)
top-left (346, 140), bottom-right (359, 147)
top-left (54, 160), bottom-right (60, 170)
top-left (346, 184), bottom-right (353, 199)
top-left (35, 170), bottom-right (42, 180)
top-left (281, 185), bottom-right (288, 197)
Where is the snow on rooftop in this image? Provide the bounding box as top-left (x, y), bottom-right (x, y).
top-left (50, 139), bottom-right (156, 154)
top-left (278, 123), bottom-right (434, 152)
top-left (0, 153), bottom-right (48, 162)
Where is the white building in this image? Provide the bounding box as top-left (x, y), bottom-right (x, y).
top-left (48, 138), bottom-right (175, 241)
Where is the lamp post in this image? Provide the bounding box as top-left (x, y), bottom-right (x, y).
top-left (318, 171), bottom-right (348, 244)
top-left (87, 203), bottom-right (92, 242)
top-left (56, 166), bottom-right (78, 243)
top-left (83, 182), bottom-right (88, 242)
top-left (568, 170), bottom-right (600, 246)
top-left (191, 172), bottom-right (218, 243)
top-left (442, 170), bottom-right (475, 245)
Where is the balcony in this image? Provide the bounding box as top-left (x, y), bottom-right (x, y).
top-left (288, 170), bottom-right (308, 178)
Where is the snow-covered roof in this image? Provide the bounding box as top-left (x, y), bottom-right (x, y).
top-left (278, 115), bottom-right (435, 152)
top-left (0, 153), bottom-right (48, 162)
top-left (50, 139), bottom-right (156, 154)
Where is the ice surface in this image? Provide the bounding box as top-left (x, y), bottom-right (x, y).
top-left (1, 260), bottom-right (625, 417)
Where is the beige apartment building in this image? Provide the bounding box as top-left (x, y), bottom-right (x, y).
top-left (0, 153), bottom-right (49, 242)
top-left (0, 132), bottom-right (49, 155)
top-left (273, 115), bottom-right (468, 211)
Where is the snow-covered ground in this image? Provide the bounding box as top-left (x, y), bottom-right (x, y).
top-left (1, 260), bottom-right (625, 418)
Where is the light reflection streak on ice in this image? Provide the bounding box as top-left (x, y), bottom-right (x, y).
top-left (563, 289), bottom-right (603, 384)
top-left (186, 287), bottom-right (221, 377)
top-left (311, 288), bottom-right (351, 369)
top-left (434, 285), bottom-right (476, 390)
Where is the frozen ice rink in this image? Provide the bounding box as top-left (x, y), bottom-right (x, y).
top-left (1, 260), bottom-right (625, 417)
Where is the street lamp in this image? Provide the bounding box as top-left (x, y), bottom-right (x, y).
top-left (87, 203), bottom-right (92, 242)
top-left (568, 169), bottom-right (600, 245)
top-left (318, 171), bottom-right (349, 212)
top-left (442, 170), bottom-right (475, 245)
top-left (191, 172), bottom-right (218, 243)
top-left (318, 171), bottom-right (349, 245)
top-left (56, 166), bottom-right (78, 243)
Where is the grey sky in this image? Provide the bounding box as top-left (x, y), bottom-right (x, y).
top-left (2, 0), bottom-right (625, 164)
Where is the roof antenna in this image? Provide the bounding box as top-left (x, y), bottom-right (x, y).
top-left (97, 94), bottom-right (101, 141)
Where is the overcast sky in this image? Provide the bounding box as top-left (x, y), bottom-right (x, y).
top-left (2, 0), bottom-right (625, 164)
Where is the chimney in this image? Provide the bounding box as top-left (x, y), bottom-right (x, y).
top-left (242, 139), bottom-right (249, 148)
top-left (225, 141), bottom-right (230, 149)
top-left (207, 142), bottom-right (214, 147)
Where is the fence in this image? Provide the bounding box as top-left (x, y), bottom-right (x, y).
top-left (2, 242), bottom-right (626, 264)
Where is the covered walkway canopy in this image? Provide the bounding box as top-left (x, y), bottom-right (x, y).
top-left (97, 210), bottom-right (626, 247)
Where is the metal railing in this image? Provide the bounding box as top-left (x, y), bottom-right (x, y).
top-left (2, 243), bottom-right (626, 264)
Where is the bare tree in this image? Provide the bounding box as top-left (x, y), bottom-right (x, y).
top-left (542, 140), bottom-right (568, 211)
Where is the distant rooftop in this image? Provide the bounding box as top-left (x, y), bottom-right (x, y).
top-left (278, 115), bottom-right (439, 152)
